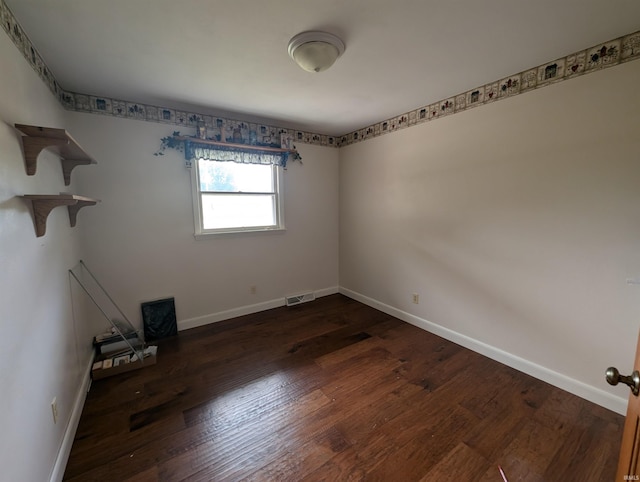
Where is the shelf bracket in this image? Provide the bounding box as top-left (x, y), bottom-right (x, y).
top-left (68, 198), bottom-right (98, 227)
top-left (22, 195), bottom-right (99, 237)
top-left (21, 136), bottom-right (69, 176)
top-left (61, 159), bottom-right (94, 186)
top-left (23, 196), bottom-right (76, 237)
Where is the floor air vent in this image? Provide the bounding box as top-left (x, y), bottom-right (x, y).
top-left (285, 292), bottom-right (315, 307)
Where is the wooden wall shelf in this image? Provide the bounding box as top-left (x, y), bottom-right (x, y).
top-left (15, 124), bottom-right (97, 185)
top-left (22, 194), bottom-right (99, 237)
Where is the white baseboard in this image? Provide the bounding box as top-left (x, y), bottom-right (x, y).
top-left (339, 287), bottom-right (627, 415)
top-left (49, 355), bottom-right (93, 482)
top-left (178, 286), bottom-right (339, 331)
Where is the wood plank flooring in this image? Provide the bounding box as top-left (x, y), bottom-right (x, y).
top-left (64, 294), bottom-right (623, 481)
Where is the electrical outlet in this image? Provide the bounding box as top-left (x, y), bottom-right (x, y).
top-left (250, 285), bottom-right (257, 294)
top-left (51, 397), bottom-right (58, 424)
top-left (412, 293), bottom-right (419, 304)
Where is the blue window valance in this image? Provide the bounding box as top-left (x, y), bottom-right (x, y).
top-left (185, 139), bottom-right (292, 168)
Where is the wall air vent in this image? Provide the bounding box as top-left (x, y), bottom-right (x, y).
top-left (285, 292), bottom-right (316, 307)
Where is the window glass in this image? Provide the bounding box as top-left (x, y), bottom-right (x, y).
top-left (201, 194), bottom-right (276, 230)
top-left (199, 161), bottom-right (273, 193)
top-left (193, 159), bottom-right (283, 235)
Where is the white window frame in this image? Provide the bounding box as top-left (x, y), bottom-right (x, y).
top-left (190, 159), bottom-right (285, 238)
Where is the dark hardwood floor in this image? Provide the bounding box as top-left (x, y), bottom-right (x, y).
top-left (64, 294), bottom-right (623, 481)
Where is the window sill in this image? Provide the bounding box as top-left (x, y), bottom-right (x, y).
top-left (194, 227), bottom-right (286, 240)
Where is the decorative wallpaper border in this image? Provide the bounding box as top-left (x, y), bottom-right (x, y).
top-left (0, 0), bottom-right (338, 148)
top-left (0, 0), bottom-right (63, 100)
top-left (338, 30), bottom-right (640, 147)
top-left (2, 0), bottom-right (639, 149)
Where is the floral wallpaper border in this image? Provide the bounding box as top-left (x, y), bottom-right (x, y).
top-left (1, 0), bottom-right (639, 149)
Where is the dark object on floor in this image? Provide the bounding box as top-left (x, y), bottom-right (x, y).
top-left (141, 297), bottom-right (177, 341)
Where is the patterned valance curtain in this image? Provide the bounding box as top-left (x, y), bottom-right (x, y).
top-left (185, 139), bottom-right (291, 168)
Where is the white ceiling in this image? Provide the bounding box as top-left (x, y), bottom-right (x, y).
top-left (5, 0), bottom-right (640, 136)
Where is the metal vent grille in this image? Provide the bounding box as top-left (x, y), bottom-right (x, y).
top-left (285, 292), bottom-right (316, 306)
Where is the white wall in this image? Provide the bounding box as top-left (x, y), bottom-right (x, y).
top-left (0, 32), bottom-right (94, 482)
top-left (66, 113), bottom-right (340, 331)
top-left (339, 60), bottom-right (640, 413)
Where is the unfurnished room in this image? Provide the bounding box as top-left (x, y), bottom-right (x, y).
top-left (1, 1), bottom-right (640, 481)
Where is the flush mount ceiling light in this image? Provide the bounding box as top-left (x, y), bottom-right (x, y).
top-left (287, 31), bottom-right (345, 73)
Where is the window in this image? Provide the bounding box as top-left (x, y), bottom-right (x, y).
top-left (192, 159), bottom-right (284, 235)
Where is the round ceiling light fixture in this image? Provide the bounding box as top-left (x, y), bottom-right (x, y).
top-left (288, 31), bottom-right (345, 73)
